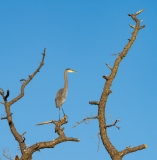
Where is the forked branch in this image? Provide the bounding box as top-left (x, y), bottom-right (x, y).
top-left (20, 115), bottom-right (80, 160)
top-left (106, 119), bottom-right (120, 130)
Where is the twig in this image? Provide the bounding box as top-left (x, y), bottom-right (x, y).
top-left (0, 101), bottom-right (4, 105)
top-left (110, 53), bottom-right (120, 56)
top-left (73, 116), bottom-right (98, 128)
top-left (0, 88), bottom-right (4, 98)
top-left (21, 132), bottom-right (26, 137)
top-left (4, 90), bottom-right (10, 102)
top-left (106, 119), bottom-right (120, 129)
top-left (102, 75), bottom-right (109, 80)
top-left (97, 133), bottom-right (100, 152)
top-left (2, 148), bottom-right (13, 160)
top-left (89, 101), bottom-right (99, 105)
top-left (106, 63), bottom-right (112, 70)
top-left (36, 120), bottom-right (58, 126)
top-left (20, 79), bottom-right (26, 84)
top-left (129, 24), bottom-right (135, 29)
top-left (107, 108), bottom-right (120, 129)
top-left (1, 113), bottom-right (13, 120)
top-left (90, 133), bottom-right (101, 152)
top-left (135, 9), bottom-right (144, 16)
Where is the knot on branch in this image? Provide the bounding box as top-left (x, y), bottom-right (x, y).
top-left (20, 132), bottom-right (26, 143)
top-left (108, 90), bottom-right (112, 94)
top-left (139, 25), bottom-right (145, 30)
top-left (20, 79), bottom-right (26, 84)
top-left (15, 155), bottom-right (19, 160)
top-left (103, 75), bottom-right (109, 80)
top-left (29, 74), bottom-right (33, 79)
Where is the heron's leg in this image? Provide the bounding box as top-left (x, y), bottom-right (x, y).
top-left (59, 108), bottom-right (60, 120)
top-left (62, 107), bottom-right (65, 115)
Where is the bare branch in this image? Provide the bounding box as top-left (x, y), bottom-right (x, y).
top-left (73, 115), bottom-right (98, 128)
top-left (89, 101), bottom-right (99, 105)
top-left (20, 115), bottom-right (79, 159)
top-left (36, 120), bottom-right (57, 126)
top-left (4, 101), bottom-right (27, 154)
top-left (20, 137), bottom-right (80, 160)
top-left (120, 144), bottom-right (147, 157)
top-left (9, 48), bottom-right (46, 106)
top-left (97, 10), bottom-right (146, 159)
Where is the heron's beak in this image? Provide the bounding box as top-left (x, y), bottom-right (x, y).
top-left (72, 69), bottom-right (77, 73)
top-left (67, 69), bottom-right (77, 73)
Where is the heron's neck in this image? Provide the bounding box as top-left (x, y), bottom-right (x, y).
top-left (64, 71), bottom-right (68, 91)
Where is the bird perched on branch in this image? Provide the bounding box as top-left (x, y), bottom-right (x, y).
top-left (55, 68), bottom-right (77, 120)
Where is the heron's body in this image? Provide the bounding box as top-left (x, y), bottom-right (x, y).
top-left (55, 88), bottom-right (67, 108)
top-left (55, 68), bottom-right (76, 119)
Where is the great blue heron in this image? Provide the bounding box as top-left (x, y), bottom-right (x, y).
top-left (55, 68), bottom-right (77, 119)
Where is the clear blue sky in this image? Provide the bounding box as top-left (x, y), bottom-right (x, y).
top-left (0, 1), bottom-right (156, 160)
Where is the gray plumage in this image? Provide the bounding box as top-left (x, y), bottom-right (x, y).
top-left (55, 89), bottom-right (66, 108)
top-left (55, 68), bottom-right (76, 119)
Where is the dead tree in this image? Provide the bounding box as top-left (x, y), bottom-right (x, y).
top-left (0, 48), bottom-right (79, 160)
top-left (73, 9), bottom-right (147, 160)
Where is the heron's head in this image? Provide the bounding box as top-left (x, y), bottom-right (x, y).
top-left (66, 68), bottom-right (77, 73)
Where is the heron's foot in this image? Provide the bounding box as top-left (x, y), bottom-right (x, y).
top-left (57, 115), bottom-right (68, 125)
